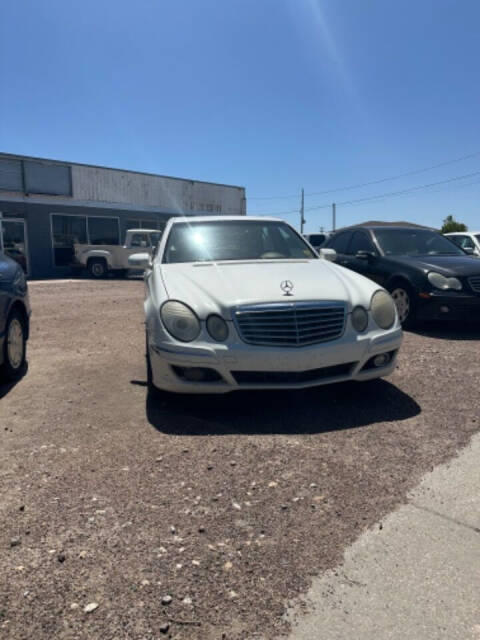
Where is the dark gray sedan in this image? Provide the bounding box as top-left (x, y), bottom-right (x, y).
top-left (0, 252), bottom-right (30, 380)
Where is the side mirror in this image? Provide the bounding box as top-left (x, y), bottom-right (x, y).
top-left (356, 250), bottom-right (376, 261)
top-left (319, 248), bottom-right (337, 262)
top-left (128, 252), bottom-right (151, 269)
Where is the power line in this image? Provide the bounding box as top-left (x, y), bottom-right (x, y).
top-left (304, 169), bottom-right (480, 211)
top-left (248, 150), bottom-right (480, 200)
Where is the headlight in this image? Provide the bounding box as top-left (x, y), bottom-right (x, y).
top-left (160, 301), bottom-right (201, 342)
top-left (351, 306), bottom-right (368, 332)
top-left (427, 271), bottom-right (462, 291)
top-left (371, 290), bottom-right (396, 329)
top-left (206, 314), bottom-right (229, 341)
top-left (13, 269), bottom-right (26, 288)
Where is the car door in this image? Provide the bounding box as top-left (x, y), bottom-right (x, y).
top-left (343, 230), bottom-right (387, 286)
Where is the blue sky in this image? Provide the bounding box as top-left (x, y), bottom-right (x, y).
top-left (1, 0), bottom-right (479, 231)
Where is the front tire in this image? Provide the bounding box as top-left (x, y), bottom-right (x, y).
top-left (2, 310), bottom-right (27, 381)
top-left (88, 259), bottom-right (108, 279)
top-left (389, 283), bottom-right (417, 329)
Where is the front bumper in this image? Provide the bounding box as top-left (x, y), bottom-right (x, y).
top-left (417, 291), bottom-right (480, 322)
top-left (147, 322), bottom-right (403, 394)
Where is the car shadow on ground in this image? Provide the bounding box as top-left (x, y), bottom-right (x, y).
top-left (411, 320), bottom-right (480, 341)
top-left (145, 378), bottom-right (421, 436)
top-left (0, 363), bottom-right (28, 400)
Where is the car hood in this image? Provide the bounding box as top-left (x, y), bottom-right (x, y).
top-left (389, 254), bottom-right (480, 276)
top-left (159, 260), bottom-right (377, 317)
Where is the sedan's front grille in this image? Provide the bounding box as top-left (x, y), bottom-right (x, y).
top-left (234, 301), bottom-right (346, 347)
top-left (468, 276), bottom-right (480, 293)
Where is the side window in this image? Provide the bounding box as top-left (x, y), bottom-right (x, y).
top-left (347, 231), bottom-right (376, 255)
top-left (460, 236), bottom-right (474, 249)
top-left (327, 232), bottom-right (352, 254)
top-left (308, 234), bottom-right (326, 246)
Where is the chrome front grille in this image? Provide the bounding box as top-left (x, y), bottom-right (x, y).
top-left (234, 302), bottom-right (346, 347)
top-left (468, 276), bottom-right (480, 293)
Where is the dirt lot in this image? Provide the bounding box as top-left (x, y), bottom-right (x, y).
top-left (1, 279), bottom-right (479, 640)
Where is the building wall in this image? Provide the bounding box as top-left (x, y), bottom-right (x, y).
top-left (72, 165), bottom-right (246, 215)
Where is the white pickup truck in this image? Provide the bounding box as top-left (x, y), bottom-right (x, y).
top-left (73, 229), bottom-right (162, 278)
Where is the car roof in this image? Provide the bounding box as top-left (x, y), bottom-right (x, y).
top-left (335, 225), bottom-right (435, 232)
top-left (126, 228), bottom-right (159, 233)
top-left (169, 216), bottom-right (282, 224)
top-left (445, 231), bottom-right (480, 235)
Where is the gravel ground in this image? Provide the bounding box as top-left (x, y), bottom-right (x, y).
top-left (1, 279), bottom-right (479, 640)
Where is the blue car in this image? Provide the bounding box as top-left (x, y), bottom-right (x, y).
top-left (0, 252), bottom-right (30, 381)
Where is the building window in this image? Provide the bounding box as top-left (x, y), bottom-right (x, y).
top-left (206, 204), bottom-right (213, 212)
top-left (52, 214), bottom-right (87, 266)
top-left (0, 158), bottom-right (23, 191)
top-left (215, 205), bottom-right (222, 213)
top-left (88, 217), bottom-right (119, 245)
top-left (24, 161), bottom-right (72, 196)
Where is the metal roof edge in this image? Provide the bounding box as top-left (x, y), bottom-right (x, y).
top-left (0, 151), bottom-right (246, 192)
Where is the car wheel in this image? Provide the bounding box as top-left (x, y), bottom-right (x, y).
top-left (390, 284), bottom-right (416, 329)
top-left (88, 259), bottom-right (108, 279)
top-left (2, 310), bottom-right (27, 381)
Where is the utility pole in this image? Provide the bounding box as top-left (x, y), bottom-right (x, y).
top-left (300, 188), bottom-right (305, 234)
top-left (332, 202), bottom-right (336, 231)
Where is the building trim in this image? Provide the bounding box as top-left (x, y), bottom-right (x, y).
top-left (0, 193), bottom-right (187, 215)
top-left (0, 151), bottom-right (245, 192)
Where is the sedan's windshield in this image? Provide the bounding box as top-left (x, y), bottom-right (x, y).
top-left (375, 229), bottom-right (465, 256)
top-left (163, 220), bottom-right (317, 263)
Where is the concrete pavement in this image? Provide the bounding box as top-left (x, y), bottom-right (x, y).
top-left (287, 432), bottom-right (480, 640)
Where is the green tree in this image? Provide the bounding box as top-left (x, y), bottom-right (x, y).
top-left (440, 215), bottom-right (467, 234)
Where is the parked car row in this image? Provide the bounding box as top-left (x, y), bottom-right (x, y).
top-left (3, 217), bottom-right (478, 393)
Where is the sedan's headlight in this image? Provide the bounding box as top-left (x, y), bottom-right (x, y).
top-left (160, 301), bottom-right (201, 342)
top-left (427, 271), bottom-right (462, 291)
top-left (351, 306), bottom-right (368, 332)
top-left (371, 290), bottom-right (396, 329)
top-left (206, 314), bottom-right (229, 341)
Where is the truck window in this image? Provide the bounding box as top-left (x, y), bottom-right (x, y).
top-left (131, 233), bottom-right (149, 248)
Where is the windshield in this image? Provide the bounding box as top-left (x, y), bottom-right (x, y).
top-left (163, 220), bottom-right (317, 264)
top-left (374, 229), bottom-right (465, 256)
top-left (476, 235), bottom-right (480, 243)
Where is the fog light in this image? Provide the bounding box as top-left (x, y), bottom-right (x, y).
top-left (373, 353), bottom-right (390, 368)
top-left (172, 365), bottom-right (223, 383)
top-left (440, 305), bottom-right (450, 314)
top-left (185, 368), bottom-right (207, 381)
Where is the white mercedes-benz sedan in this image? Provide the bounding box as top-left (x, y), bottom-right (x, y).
top-left (129, 216), bottom-right (403, 394)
